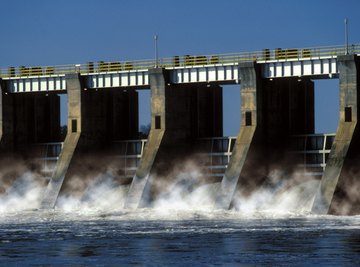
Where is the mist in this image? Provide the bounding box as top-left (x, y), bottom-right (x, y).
top-left (0, 171), bottom-right (45, 212)
top-left (56, 171), bottom-right (129, 212)
top-left (0, 158), bottom-right (350, 218)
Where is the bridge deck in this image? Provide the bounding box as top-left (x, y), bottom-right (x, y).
top-left (1, 45), bottom-right (359, 93)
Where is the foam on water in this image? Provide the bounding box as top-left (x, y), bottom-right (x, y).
top-left (0, 170), bottom-right (359, 226)
top-left (0, 172), bottom-right (44, 212)
top-left (1, 171), bottom-right (359, 266)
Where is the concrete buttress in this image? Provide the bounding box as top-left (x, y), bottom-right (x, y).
top-left (40, 74), bottom-right (82, 209)
top-left (0, 81), bottom-right (5, 144)
top-left (124, 69), bottom-right (166, 209)
top-left (312, 55), bottom-right (360, 215)
top-left (215, 63), bottom-right (315, 210)
top-left (215, 62), bottom-right (260, 209)
top-left (125, 68), bottom-right (223, 209)
top-left (40, 73), bottom-right (139, 209)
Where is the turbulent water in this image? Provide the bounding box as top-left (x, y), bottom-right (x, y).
top-left (0, 174), bottom-right (360, 266)
top-left (0, 210), bottom-right (359, 266)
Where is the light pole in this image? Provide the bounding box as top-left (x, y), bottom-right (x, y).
top-left (345, 18), bottom-right (349, 55)
top-left (154, 35), bottom-right (158, 67)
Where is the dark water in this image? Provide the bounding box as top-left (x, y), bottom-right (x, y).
top-left (0, 211), bottom-right (359, 266)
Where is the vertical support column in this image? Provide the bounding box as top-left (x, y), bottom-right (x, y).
top-left (263, 78), bottom-right (314, 140)
top-left (124, 68), bottom-right (166, 209)
top-left (112, 90), bottom-right (139, 140)
top-left (194, 86), bottom-right (223, 138)
top-left (32, 94), bottom-right (61, 143)
top-left (125, 71), bottom-right (223, 209)
top-left (0, 84), bottom-right (17, 151)
top-left (41, 78), bottom-right (139, 208)
top-left (0, 89), bottom-right (15, 151)
top-left (0, 80), bottom-right (5, 145)
top-left (312, 55), bottom-right (359, 214)
top-left (40, 74), bottom-right (82, 209)
top-left (11, 94), bottom-right (34, 147)
top-left (215, 62), bottom-right (260, 209)
top-left (81, 89), bottom-right (111, 145)
top-left (288, 79), bottom-right (314, 135)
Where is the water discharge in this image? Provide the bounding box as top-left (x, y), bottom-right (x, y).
top-left (0, 172), bottom-right (44, 212)
top-left (0, 167), bottom-right (321, 218)
top-left (0, 170), bottom-right (359, 266)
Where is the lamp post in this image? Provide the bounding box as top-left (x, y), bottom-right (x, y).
top-left (345, 18), bottom-right (349, 55)
top-left (154, 35), bottom-right (158, 67)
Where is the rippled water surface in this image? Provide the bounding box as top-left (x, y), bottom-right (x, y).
top-left (0, 210), bottom-right (359, 266)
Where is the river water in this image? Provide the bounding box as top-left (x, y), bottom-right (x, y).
top-left (0, 210), bottom-right (359, 266)
top-left (0, 174), bottom-right (360, 266)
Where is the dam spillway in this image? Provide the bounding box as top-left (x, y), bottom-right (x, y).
top-left (0, 44), bottom-right (359, 215)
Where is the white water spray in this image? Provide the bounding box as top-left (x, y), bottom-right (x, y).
top-left (153, 171), bottom-right (218, 211)
top-left (56, 171), bottom-right (129, 212)
top-left (0, 172), bottom-right (45, 212)
top-left (0, 163), bottom-right (322, 218)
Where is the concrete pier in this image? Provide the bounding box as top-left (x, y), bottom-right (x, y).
top-left (40, 74), bottom-right (82, 208)
top-left (124, 69), bottom-right (167, 209)
top-left (215, 62), bottom-right (261, 209)
top-left (125, 68), bottom-right (223, 209)
top-left (312, 55), bottom-right (360, 215)
top-left (215, 62), bottom-right (315, 209)
top-left (41, 74), bottom-right (138, 209)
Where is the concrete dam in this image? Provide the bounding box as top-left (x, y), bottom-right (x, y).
top-left (0, 44), bottom-right (359, 215)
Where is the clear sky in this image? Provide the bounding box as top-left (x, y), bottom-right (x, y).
top-left (1, 0), bottom-right (359, 135)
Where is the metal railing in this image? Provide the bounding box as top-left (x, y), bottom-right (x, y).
top-left (33, 140), bottom-right (148, 179)
top-left (33, 142), bottom-right (64, 176)
top-left (28, 134), bottom-right (335, 180)
top-left (291, 134), bottom-right (335, 176)
top-left (1, 44), bottom-right (359, 78)
top-left (113, 139), bottom-right (147, 179)
top-left (198, 134), bottom-right (336, 178)
top-left (198, 137), bottom-right (236, 178)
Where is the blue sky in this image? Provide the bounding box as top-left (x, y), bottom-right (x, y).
top-left (1, 0), bottom-right (359, 135)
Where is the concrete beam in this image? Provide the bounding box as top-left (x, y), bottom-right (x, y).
top-left (215, 62), bottom-right (260, 209)
top-left (312, 55), bottom-right (359, 215)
